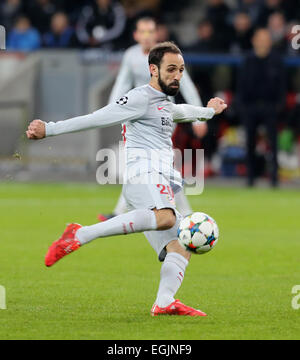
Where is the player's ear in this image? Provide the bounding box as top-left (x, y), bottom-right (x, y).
top-left (149, 64), bottom-right (158, 78)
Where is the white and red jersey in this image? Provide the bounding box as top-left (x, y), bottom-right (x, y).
top-left (45, 84), bottom-right (214, 191)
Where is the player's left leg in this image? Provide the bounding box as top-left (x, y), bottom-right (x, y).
top-left (144, 210), bottom-right (207, 317)
top-left (121, 173), bottom-right (206, 316)
top-left (154, 239), bottom-right (190, 308)
top-left (151, 239), bottom-right (207, 317)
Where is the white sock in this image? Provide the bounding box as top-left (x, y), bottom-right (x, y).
top-left (113, 193), bottom-right (128, 215)
top-left (76, 209), bottom-right (157, 245)
top-left (155, 252), bottom-right (189, 308)
top-left (175, 190), bottom-right (192, 217)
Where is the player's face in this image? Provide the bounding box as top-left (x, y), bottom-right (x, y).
top-left (158, 53), bottom-right (185, 96)
top-left (134, 21), bottom-right (157, 52)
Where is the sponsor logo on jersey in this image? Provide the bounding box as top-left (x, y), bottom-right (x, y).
top-left (161, 117), bottom-right (172, 127)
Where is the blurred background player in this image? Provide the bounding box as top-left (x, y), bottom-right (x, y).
top-left (98, 17), bottom-right (208, 222)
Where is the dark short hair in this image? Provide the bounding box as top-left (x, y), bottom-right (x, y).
top-left (148, 41), bottom-right (182, 69)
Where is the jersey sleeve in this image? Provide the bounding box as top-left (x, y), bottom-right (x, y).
top-left (45, 89), bottom-right (148, 137)
top-left (170, 103), bottom-right (215, 123)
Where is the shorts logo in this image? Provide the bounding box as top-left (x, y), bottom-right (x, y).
top-left (116, 96), bottom-right (128, 105)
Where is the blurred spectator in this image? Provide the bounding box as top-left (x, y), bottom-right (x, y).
top-left (257, 0), bottom-right (284, 26)
top-left (205, 0), bottom-right (230, 28)
top-left (7, 15), bottom-right (41, 51)
top-left (118, 0), bottom-right (161, 49)
top-left (237, 28), bottom-right (286, 187)
top-left (159, 0), bottom-right (189, 23)
top-left (187, 19), bottom-right (219, 53)
top-left (156, 22), bottom-right (179, 44)
top-left (0, 0), bottom-right (24, 33)
top-left (43, 12), bottom-right (79, 48)
top-left (24, 0), bottom-right (57, 35)
top-left (57, 0), bottom-right (90, 25)
top-left (267, 12), bottom-right (287, 53)
top-left (234, 0), bottom-right (263, 27)
top-left (122, 0), bottom-right (160, 14)
top-left (230, 11), bottom-right (254, 54)
top-left (205, 0), bottom-right (232, 51)
top-left (257, 0), bottom-right (300, 23)
top-left (156, 22), bottom-right (170, 42)
top-left (76, 0), bottom-right (126, 49)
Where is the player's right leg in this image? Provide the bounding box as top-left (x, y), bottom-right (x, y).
top-left (45, 171), bottom-right (178, 267)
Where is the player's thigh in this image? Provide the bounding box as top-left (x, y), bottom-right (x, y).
top-left (122, 173), bottom-right (176, 211)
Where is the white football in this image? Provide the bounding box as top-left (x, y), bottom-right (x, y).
top-left (178, 212), bottom-right (219, 254)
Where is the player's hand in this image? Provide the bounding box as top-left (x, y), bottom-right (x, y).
top-left (26, 119), bottom-right (46, 140)
top-left (207, 97), bottom-right (227, 115)
top-left (192, 121), bottom-right (208, 139)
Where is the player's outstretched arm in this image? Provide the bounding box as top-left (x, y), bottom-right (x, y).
top-left (26, 89), bottom-right (148, 140)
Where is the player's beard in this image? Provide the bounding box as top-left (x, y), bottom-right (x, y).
top-left (158, 71), bottom-right (180, 96)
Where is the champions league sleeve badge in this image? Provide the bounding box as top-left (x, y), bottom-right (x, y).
top-left (116, 96), bottom-right (128, 105)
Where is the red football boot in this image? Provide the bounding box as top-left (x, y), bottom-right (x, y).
top-left (151, 299), bottom-right (207, 317)
top-left (45, 223), bottom-right (82, 267)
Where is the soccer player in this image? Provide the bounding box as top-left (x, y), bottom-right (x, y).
top-left (27, 42), bottom-right (227, 316)
top-left (98, 17), bottom-right (207, 221)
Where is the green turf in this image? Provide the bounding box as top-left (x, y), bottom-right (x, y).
top-left (0, 182), bottom-right (299, 340)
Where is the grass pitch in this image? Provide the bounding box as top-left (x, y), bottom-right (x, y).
top-left (0, 182), bottom-right (299, 340)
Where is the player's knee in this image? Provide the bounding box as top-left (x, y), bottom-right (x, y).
top-left (166, 239), bottom-right (191, 261)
